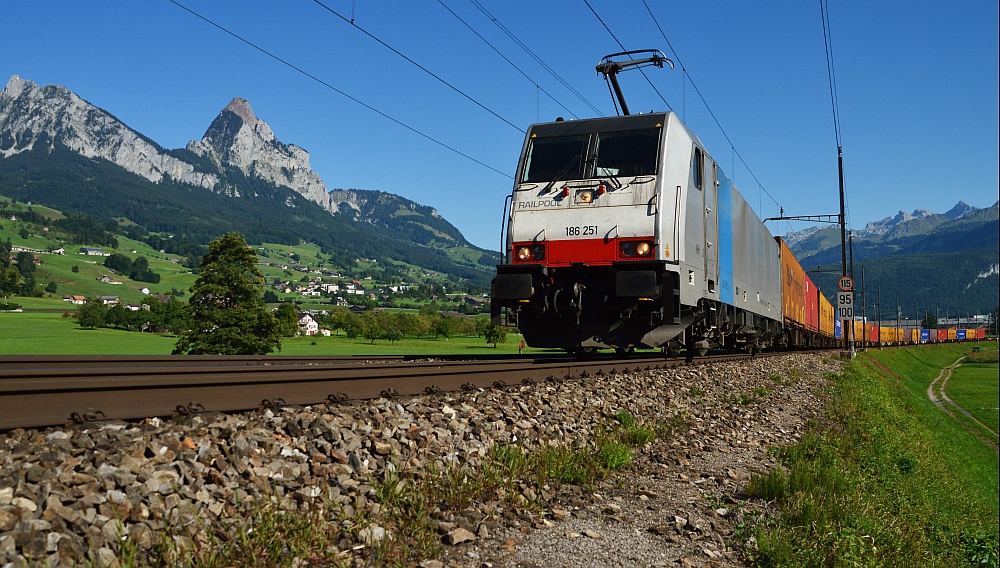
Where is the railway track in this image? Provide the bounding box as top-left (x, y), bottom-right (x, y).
top-left (0, 352), bottom-right (775, 431)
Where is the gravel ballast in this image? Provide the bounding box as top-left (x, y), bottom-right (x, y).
top-left (0, 353), bottom-right (837, 567)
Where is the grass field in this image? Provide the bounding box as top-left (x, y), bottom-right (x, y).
top-left (746, 342), bottom-right (999, 567)
top-left (947, 362), bottom-right (1000, 435)
top-left (0, 311), bottom-right (571, 356)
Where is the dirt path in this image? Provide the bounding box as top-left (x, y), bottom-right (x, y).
top-left (927, 356), bottom-right (999, 451)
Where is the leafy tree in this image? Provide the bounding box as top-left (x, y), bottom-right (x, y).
top-left (77, 300), bottom-right (107, 329)
top-left (18, 227), bottom-right (29, 240)
top-left (105, 303), bottom-right (127, 329)
top-left (360, 312), bottom-right (383, 344)
top-left (15, 252), bottom-right (35, 277)
top-left (71, 265), bottom-right (79, 273)
top-left (162, 298), bottom-right (193, 334)
top-left (263, 289), bottom-right (279, 303)
top-left (474, 315), bottom-right (490, 337)
top-left (45, 281), bottom-right (57, 293)
top-left (484, 324), bottom-right (508, 347)
top-left (0, 267), bottom-right (20, 298)
top-left (104, 253), bottom-right (133, 274)
top-left (275, 302), bottom-right (300, 337)
top-left (435, 317), bottom-right (454, 340)
top-left (173, 232), bottom-right (281, 355)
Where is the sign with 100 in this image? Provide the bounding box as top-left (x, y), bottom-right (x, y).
top-left (837, 291), bottom-right (854, 320)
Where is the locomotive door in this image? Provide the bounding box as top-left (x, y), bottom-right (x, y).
top-left (704, 162), bottom-right (719, 291)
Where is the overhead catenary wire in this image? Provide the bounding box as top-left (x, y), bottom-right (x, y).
top-left (167, 0), bottom-right (512, 179)
top-left (435, 0), bottom-right (579, 120)
top-left (583, 0), bottom-right (673, 114)
top-left (641, 0), bottom-right (784, 218)
top-left (311, 0), bottom-right (524, 134)
top-left (470, 0), bottom-right (605, 117)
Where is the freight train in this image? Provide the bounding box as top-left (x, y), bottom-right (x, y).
top-left (489, 52), bottom-right (986, 358)
top-left (489, 107), bottom-right (844, 357)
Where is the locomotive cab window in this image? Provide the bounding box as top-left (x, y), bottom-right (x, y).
top-left (693, 147), bottom-right (703, 190)
top-left (521, 135), bottom-right (589, 183)
top-left (590, 128), bottom-right (661, 177)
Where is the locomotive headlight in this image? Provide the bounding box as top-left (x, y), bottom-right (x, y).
top-left (576, 189), bottom-right (594, 204)
top-left (515, 244), bottom-right (545, 262)
top-left (619, 240), bottom-right (653, 259)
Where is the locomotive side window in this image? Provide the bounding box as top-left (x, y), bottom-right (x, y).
top-left (521, 135), bottom-right (589, 183)
top-left (591, 129), bottom-right (660, 177)
top-left (693, 147), bottom-right (703, 190)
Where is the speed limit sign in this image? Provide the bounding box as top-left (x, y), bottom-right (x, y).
top-left (838, 275), bottom-right (854, 292)
top-left (837, 292), bottom-right (854, 319)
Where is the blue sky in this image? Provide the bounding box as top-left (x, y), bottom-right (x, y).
top-left (3, 1), bottom-right (998, 250)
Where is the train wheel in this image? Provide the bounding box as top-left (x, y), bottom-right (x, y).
top-left (615, 346), bottom-right (635, 359)
top-left (575, 346), bottom-right (597, 360)
top-left (661, 346), bottom-right (676, 359)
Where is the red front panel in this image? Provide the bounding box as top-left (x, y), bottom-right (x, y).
top-left (511, 237), bottom-right (655, 267)
top-left (803, 274), bottom-right (819, 332)
top-left (937, 329), bottom-right (948, 341)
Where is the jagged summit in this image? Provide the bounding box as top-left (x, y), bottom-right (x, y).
top-left (223, 97), bottom-right (258, 127)
top-left (943, 200), bottom-right (975, 220)
top-left (186, 96), bottom-right (327, 205)
top-left (0, 74), bottom-right (218, 188)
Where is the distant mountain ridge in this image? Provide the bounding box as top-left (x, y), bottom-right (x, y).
top-left (0, 74), bottom-right (495, 285)
top-left (782, 201), bottom-right (999, 315)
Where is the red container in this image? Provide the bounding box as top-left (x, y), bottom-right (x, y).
top-left (937, 329), bottom-right (948, 341)
top-left (868, 324), bottom-right (879, 343)
top-left (976, 328), bottom-right (986, 339)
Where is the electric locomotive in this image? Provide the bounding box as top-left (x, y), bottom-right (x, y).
top-left (491, 51), bottom-right (783, 357)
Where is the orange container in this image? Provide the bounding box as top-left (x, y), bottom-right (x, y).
top-left (777, 238), bottom-right (806, 328)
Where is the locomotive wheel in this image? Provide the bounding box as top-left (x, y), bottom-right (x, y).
top-left (575, 346), bottom-right (597, 360)
top-left (615, 346), bottom-right (635, 359)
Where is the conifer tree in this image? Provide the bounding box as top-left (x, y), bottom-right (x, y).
top-left (173, 232), bottom-right (280, 355)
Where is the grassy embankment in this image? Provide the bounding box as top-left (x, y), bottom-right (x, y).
top-left (745, 342), bottom-right (999, 567)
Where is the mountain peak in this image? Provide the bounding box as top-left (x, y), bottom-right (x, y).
top-left (3, 74), bottom-right (30, 98)
top-left (944, 201), bottom-right (975, 220)
top-left (223, 97), bottom-right (258, 127)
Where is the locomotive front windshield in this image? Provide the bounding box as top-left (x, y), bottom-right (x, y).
top-left (521, 135), bottom-right (588, 183)
top-left (521, 128), bottom-right (660, 183)
top-left (592, 129), bottom-right (660, 177)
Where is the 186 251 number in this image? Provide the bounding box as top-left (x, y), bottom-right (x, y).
top-left (565, 225), bottom-right (597, 237)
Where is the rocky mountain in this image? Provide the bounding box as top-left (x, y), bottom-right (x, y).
top-left (0, 75), bottom-right (494, 286)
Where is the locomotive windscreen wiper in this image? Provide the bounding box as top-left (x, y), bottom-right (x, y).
top-left (541, 154), bottom-right (582, 194)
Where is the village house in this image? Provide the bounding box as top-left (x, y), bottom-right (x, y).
top-left (297, 313), bottom-right (319, 336)
top-left (62, 295), bottom-right (87, 305)
top-left (79, 247), bottom-right (106, 256)
top-left (125, 304), bottom-right (142, 312)
top-left (99, 296), bottom-right (120, 306)
top-left (139, 287), bottom-right (150, 295)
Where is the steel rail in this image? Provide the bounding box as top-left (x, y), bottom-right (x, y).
top-left (0, 352), bottom-right (776, 431)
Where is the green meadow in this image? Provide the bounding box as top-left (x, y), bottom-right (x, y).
top-left (947, 359), bottom-right (1000, 436)
top-left (0, 311), bottom-right (562, 356)
top-left (746, 342), bottom-right (999, 567)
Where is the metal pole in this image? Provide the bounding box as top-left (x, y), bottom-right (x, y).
top-left (861, 265), bottom-right (867, 349)
top-left (838, 147), bottom-right (852, 357)
top-left (877, 283), bottom-right (882, 350)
